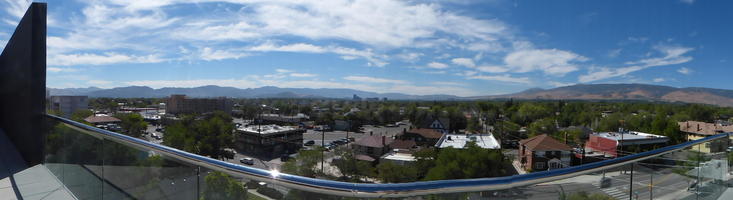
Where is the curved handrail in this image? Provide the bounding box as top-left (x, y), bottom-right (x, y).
top-left (46, 114), bottom-right (729, 198)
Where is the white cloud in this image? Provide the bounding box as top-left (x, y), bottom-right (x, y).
top-left (578, 45), bottom-right (694, 83)
top-left (678, 67), bottom-right (693, 75)
top-left (290, 73), bottom-right (317, 78)
top-left (680, 0), bottom-right (695, 4)
top-left (427, 62), bottom-right (449, 69)
top-left (1, 0), bottom-right (31, 24)
top-left (47, 67), bottom-right (78, 73)
top-left (504, 49), bottom-right (588, 76)
top-left (248, 42), bottom-right (387, 67)
top-left (653, 78), bottom-right (665, 83)
top-left (275, 69), bottom-right (293, 73)
top-left (451, 58), bottom-right (475, 68)
top-left (396, 52), bottom-right (424, 62)
top-left (48, 53), bottom-right (165, 66)
top-left (467, 75), bottom-right (531, 84)
top-left (343, 76), bottom-right (408, 84)
top-left (200, 47), bottom-right (248, 61)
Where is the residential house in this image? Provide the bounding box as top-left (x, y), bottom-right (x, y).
top-left (518, 134), bottom-right (573, 172)
top-left (679, 121), bottom-right (733, 153)
top-left (352, 135), bottom-right (394, 161)
top-left (400, 128), bottom-right (443, 146)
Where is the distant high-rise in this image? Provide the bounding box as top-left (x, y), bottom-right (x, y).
top-left (166, 94), bottom-right (233, 115)
top-left (49, 96), bottom-right (88, 118)
top-left (352, 94), bottom-right (362, 101)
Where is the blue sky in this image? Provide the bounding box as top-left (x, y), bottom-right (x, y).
top-left (1, 0), bottom-right (730, 97)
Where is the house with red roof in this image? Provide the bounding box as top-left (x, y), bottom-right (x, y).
top-left (352, 135), bottom-right (394, 161)
top-left (518, 134), bottom-right (573, 171)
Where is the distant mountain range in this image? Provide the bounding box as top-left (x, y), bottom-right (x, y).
top-left (48, 84), bottom-right (733, 107)
top-left (48, 85), bottom-right (461, 100)
top-left (475, 84), bottom-right (733, 107)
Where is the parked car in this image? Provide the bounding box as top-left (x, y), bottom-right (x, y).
top-left (240, 158), bottom-right (254, 165)
top-left (304, 140), bottom-right (315, 146)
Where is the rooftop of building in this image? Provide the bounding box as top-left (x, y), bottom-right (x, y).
top-left (520, 134), bottom-right (572, 151)
top-left (237, 124), bottom-right (298, 135)
top-left (353, 135), bottom-right (394, 148)
top-left (679, 121), bottom-right (733, 136)
top-left (380, 152), bottom-right (416, 162)
top-left (591, 131), bottom-right (667, 141)
top-left (405, 128), bottom-right (444, 139)
top-left (436, 134), bottom-right (500, 149)
top-left (84, 115), bottom-right (121, 124)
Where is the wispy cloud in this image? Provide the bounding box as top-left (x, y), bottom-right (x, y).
top-left (579, 45), bottom-right (694, 83)
top-left (343, 76), bottom-right (408, 84)
top-left (678, 67), bottom-right (693, 75)
top-left (426, 62), bottom-right (449, 69)
top-left (653, 78), bottom-right (665, 82)
top-left (504, 49), bottom-right (588, 76)
top-left (467, 75), bottom-right (531, 84)
top-left (451, 57), bottom-right (475, 68)
top-left (248, 42), bottom-right (387, 67)
top-left (48, 53), bottom-right (165, 66)
top-left (290, 73), bottom-right (317, 78)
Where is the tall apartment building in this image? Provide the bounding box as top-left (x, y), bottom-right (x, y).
top-left (166, 94), bottom-right (233, 115)
top-left (48, 96), bottom-right (88, 118)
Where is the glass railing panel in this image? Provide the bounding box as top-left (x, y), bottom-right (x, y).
top-left (101, 138), bottom-right (200, 200)
top-left (44, 115), bottom-right (733, 200)
top-left (44, 117), bottom-right (104, 200)
top-left (693, 135), bottom-right (730, 200)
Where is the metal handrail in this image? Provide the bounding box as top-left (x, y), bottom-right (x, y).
top-left (46, 114), bottom-right (729, 198)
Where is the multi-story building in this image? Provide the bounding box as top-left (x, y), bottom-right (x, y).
top-left (518, 134), bottom-right (573, 171)
top-left (235, 124), bottom-right (304, 159)
top-left (258, 113), bottom-right (309, 124)
top-left (679, 121), bottom-right (733, 153)
top-left (166, 94), bottom-right (233, 115)
top-left (48, 96), bottom-right (88, 118)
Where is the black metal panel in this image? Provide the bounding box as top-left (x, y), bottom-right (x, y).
top-left (0, 3), bottom-right (47, 165)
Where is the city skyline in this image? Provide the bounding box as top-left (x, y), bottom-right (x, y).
top-left (1, 0), bottom-right (731, 97)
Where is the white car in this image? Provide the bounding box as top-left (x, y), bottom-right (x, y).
top-left (240, 158), bottom-right (254, 165)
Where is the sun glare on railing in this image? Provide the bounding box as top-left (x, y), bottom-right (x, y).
top-left (270, 169), bottom-right (281, 178)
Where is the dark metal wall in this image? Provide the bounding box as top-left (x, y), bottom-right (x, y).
top-left (0, 3), bottom-right (47, 165)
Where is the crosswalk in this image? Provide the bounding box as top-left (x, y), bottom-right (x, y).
top-left (591, 182), bottom-right (629, 200)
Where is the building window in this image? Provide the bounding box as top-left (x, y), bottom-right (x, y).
top-left (535, 162), bottom-right (545, 169)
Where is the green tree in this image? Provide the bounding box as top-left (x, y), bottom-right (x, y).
top-left (424, 142), bottom-right (508, 180)
top-left (281, 149), bottom-right (322, 177)
top-left (115, 113), bottom-right (148, 138)
top-left (70, 109), bottom-right (94, 124)
top-left (201, 171), bottom-right (247, 200)
top-left (376, 161), bottom-right (419, 183)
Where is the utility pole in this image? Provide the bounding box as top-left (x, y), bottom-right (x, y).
top-left (629, 162), bottom-right (634, 200)
top-left (321, 127), bottom-right (325, 173)
top-left (650, 171), bottom-right (653, 200)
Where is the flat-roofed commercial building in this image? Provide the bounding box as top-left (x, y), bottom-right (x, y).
top-left (435, 134), bottom-right (501, 149)
top-left (235, 124), bottom-right (304, 159)
top-left (166, 94), bottom-right (233, 115)
top-left (48, 96), bottom-right (88, 118)
top-left (584, 131), bottom-right (669, 158)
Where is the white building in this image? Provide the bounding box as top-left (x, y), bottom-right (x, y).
top-left (380, 151), bottom-right (417, 166)
top-left (435, 134), bottom-right (501, 149)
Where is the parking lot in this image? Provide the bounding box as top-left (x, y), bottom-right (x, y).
top-left (303, 123), bottom-right (411, 147)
